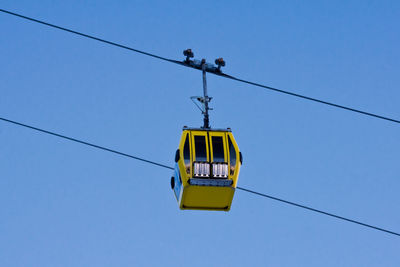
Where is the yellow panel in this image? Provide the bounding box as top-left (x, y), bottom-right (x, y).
top-left (177, 131), bottom-right (189, 186)
top-left (180, 185), bottom-right (235, 211)
top-left (227, 132), bottom-right (241, 188)
top-left (178, 131), bottom-right (192, 184)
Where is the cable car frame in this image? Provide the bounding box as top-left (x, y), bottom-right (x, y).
top-left (171, 50), bottom-right (243, 211)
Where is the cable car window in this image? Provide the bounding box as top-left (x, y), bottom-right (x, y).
top-left (183, 134), bottom-right (191, 173)
top-left (212, 136), bottom-right (225, 162)
top-left (228, 136), bottom-right (236, 175)
top-left (194, 135), bottom-right (207, 161)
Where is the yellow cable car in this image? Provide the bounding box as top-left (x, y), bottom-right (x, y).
top-left (171, 127), bottom-right (242, 211)
top-left (171, 50), bottom-right (242, 211)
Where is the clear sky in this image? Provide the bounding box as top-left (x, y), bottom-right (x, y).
top-left (1, 1), bottom-right (400, 266)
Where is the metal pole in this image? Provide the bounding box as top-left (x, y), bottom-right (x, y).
top-left (201, 59), bottom-right (210, 128)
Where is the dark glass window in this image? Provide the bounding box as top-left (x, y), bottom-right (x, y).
top-left (212, 136), bottom-right (225, 162)
top-left (194, 135), bottom-right (207, 162)
top-left (183, 135), bottom-right (191, 173)
top-left (228, 136), bottom-right (237, 175)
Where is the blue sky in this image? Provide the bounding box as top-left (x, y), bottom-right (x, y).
top-left (1, 1), bottom-right (400, 266)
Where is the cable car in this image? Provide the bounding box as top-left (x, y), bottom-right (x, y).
top-left (170, 50), bottom-right (242, 211)
top-left (171, 127), bottom-right (242, 211)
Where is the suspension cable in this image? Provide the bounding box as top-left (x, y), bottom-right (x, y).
top-left (1, 116), bottom-right (399, 237)
top-left (1, 8), bottom-right (399, 125)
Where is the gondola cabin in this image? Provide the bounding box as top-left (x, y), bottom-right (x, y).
top-left (171, 127), bottom-right (242, 211)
